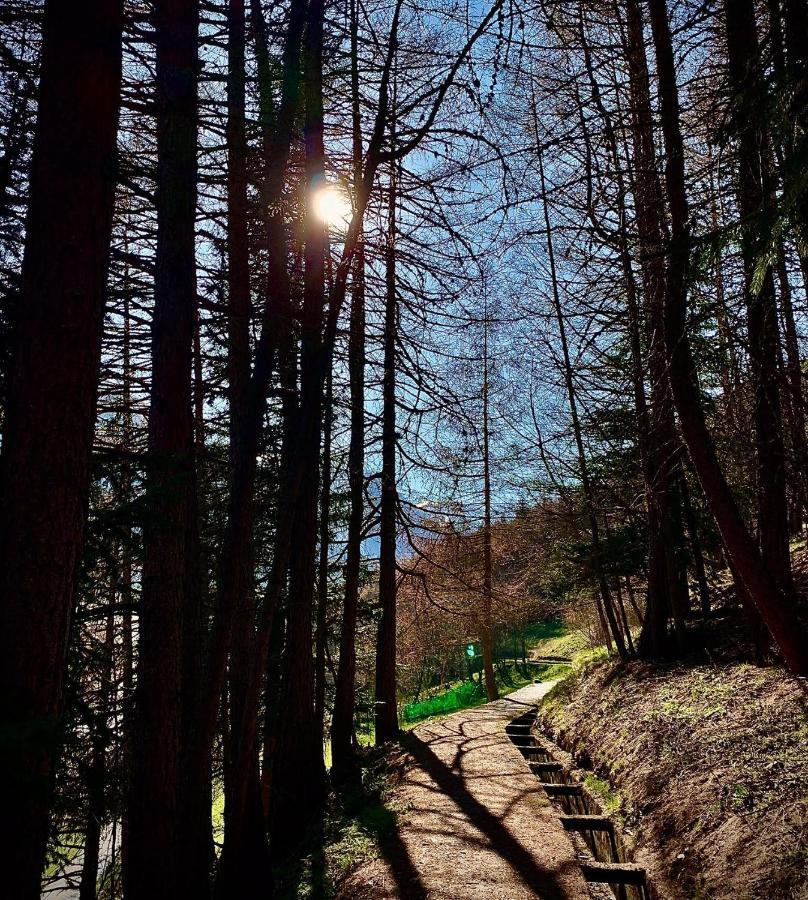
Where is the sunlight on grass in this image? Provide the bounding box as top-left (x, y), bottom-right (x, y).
top-left (402, 664), bottom-right (533, 724)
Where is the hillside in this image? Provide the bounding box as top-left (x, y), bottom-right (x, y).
top-left (538, 642), bottom-right (808, 899)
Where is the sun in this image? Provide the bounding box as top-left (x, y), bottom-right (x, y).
top-left (312, 183), bottom-right (352, 230)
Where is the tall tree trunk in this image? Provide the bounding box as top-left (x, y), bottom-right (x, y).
top-left (315, 365), bottom-right (334, 757)
top-left (271, 0), bottom-right (328, 850)
top-left (332, 0), bottom-right (366, 780)
top-left (214, 0), bottom-right (269, 889)
top-left (481, 304), bottom-right (498, 701)
top-left (179, 301), bottom-right (214, 893)
top-left (185, 0), bottom-right (306, 877)
top-left (126, 1), bottom-right (199, 897)
top-left (375, 149), bottom-right (401, 744)
top-left (79, 612), bottom-right (116, 900)
top-left (775, 247), bottom-right (808, 528)
top-left (724, 0), bottom-right (793, 591)
top-left (647, 0), bottom-right (808, 675)
top-left (619, 0), bottom-right (690, 655)
top-left (0, 2), bottom-right (122, 894)
top-left (533, 100), bottom-right (628, 661)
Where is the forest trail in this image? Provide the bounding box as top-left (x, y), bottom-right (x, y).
top-left (341, 682), bottom-right (592, 899)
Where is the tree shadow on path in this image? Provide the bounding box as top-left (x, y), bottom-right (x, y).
top-left (374, 729), bottom-right (579, 900)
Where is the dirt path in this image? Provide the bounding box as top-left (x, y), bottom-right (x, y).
top-left (340, 683), bottom-right (592, 899)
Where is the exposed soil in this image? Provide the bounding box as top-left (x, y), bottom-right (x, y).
top-left (539, 652), bottom-right (808, 900)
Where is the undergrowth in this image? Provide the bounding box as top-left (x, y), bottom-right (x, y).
top-left (275, 756), bottom-right (401, 899)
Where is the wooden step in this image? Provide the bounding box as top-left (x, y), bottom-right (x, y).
top-left (506, 724), bottom-right (532, 734)
top-left (517, 746), bottom-right (547, 759)
top-left (559, 814), bottom-right (612, 832)
top-left (509, 734), bottom-right (536, 747)
top-left (529, 761), bottom-right (564, 775)
top-left (580, 861), bottom-right (646, 886)
top-left (539, 782), bottom-right (582, 797)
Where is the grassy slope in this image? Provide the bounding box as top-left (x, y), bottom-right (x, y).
top-left (401, 664), bottom-right (533, 724)
top-left (539, 654), bottom-right (808, 900)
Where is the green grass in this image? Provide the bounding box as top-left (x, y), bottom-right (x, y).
top-left (212, 782), bottom-right (225, 847)
top-left (401, 665), bottom-right (533, 724)
top-left (521, 619), bottom-right (567, 647)
top-left (535, 628), bottom-right (591, 659)
top-left (44, 833), bottom-right (83, 879)
top-left (538, 642), bottom-right (611, 722)
top-left (583, 773), bottom-right (622, 814)
top-left (532, 661), bottom-right (574, 681)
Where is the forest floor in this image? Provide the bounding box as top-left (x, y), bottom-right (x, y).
top-left (334, 682), bottom-right (592, 900)
top-left (537, 615), bottom-right (808, 900)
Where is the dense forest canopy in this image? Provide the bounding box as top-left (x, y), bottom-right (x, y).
top-left (0, 0), bottom-right (807, 896)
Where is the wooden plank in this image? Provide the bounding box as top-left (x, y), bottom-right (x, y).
top-left (540, 783), bottom-right (582, 796)
top-left (559, 814), bottom-right (613, 832)
top-left (517, 746), bottom-right (547, 759)
top-left (580, 862), bottom-right (646, 886)
top-left (529, 761), bottom-right (564, 774)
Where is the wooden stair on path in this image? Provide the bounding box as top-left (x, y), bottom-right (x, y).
top-left (539, 782), bottom-right (582, 797)
top-left (529, 761), bottom-right (564, 775)
top-left (580, 861), bottom-right (646, 886)
top-left (506, 724), bottom-right (532, 735)
top-left (559, 814), bottom-right (612, 833)
top-left (517, 745), bottom-right (547, 759)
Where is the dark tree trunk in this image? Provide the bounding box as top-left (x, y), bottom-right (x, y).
top-left (315, 365), bottom-right (334, 754)
top-left (679, 470), bottom-right (711, 615)
top-left (213, 0), bottom-right (270, 890)
top-left (126, 1), bottom-right (199, 897)
top-left (178, 300), bottom-right (214, 894)
top-left (332, 0), bottom-right (366, 780)
top-left (532, 99), bottom-right (628, 660)
top-left (481, 310), bottom-right (498, 701)
top-left (0, 2), bottom-right (122, 894)
top-left (620, 0), bottom-right (690, 656)
top-left (186, 1), bottom-right (306, 880)
top-left (375, 147), bottom-right (401, 745)
top-left (271, 0), bottom-right (329, 849)
top-left (724, 0), bottom-right (793, 591)
top-left (647, 0), bottom-right (808, 675)
top-left (79, 613), bottom-right (116, 900)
